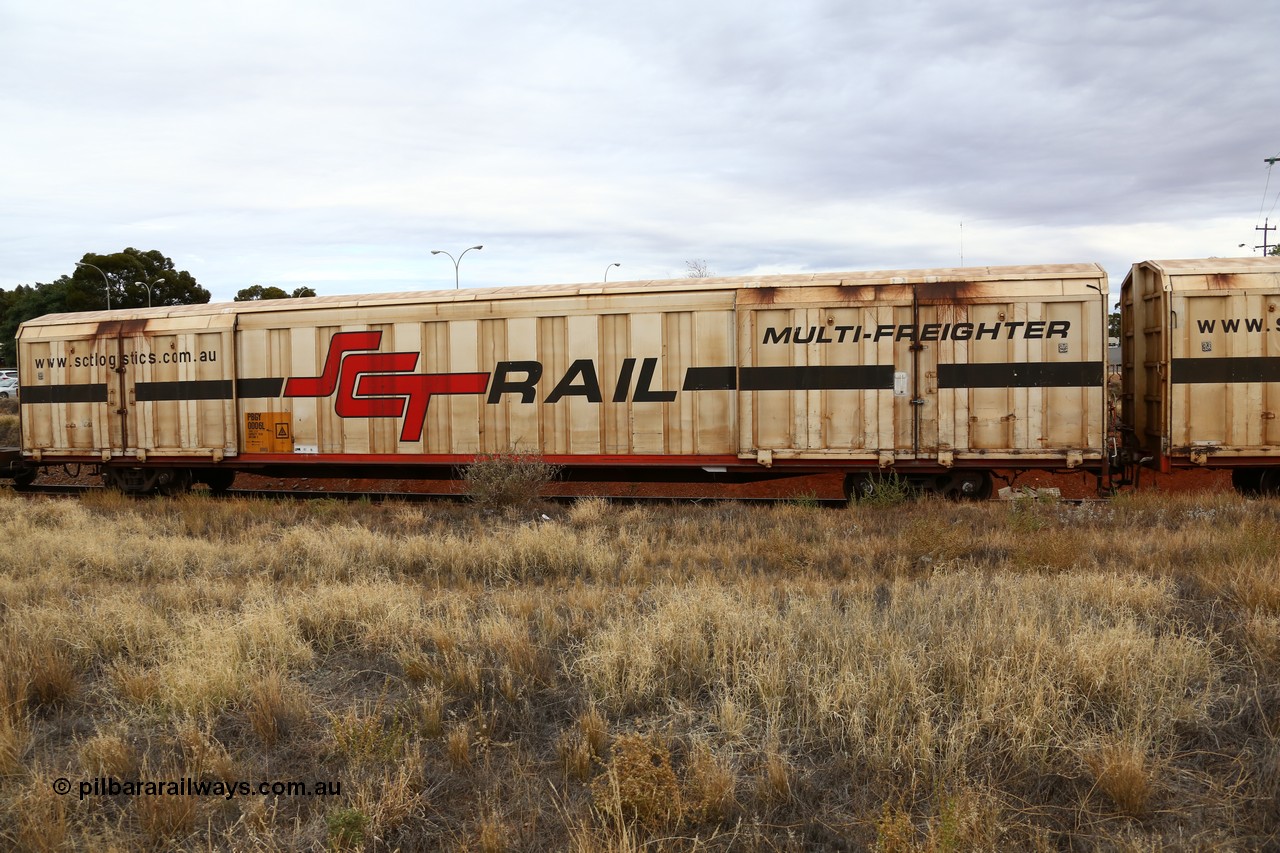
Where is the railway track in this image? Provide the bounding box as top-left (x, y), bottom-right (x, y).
top-left (7, 481), bottom-right (1103, 506)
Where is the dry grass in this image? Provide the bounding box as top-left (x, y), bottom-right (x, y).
top-left (0, 413), bottom-right (19, 446)
top-left (0, 488), bottom-right (1277, 849)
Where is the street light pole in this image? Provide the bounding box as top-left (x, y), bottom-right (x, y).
top-left (134, 277), bottom-right (166, 308)
top-left (604, 263), bottom-right (620, 282)
top-left (75, 261), bottom-right (113, 311)
top-left (430, 245), bottom-right (484, 289)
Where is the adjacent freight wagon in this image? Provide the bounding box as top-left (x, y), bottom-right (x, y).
top-left (11, 263), bottom-right (1110, 497)
top-left (1119, 257), bottom-right (1280, 493)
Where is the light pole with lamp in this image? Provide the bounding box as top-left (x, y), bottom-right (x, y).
top-left (430, 245), bottom-right (483, 289)
top-left (75, 261), bottom-right (113, 311)
top-left (134, 278), bottom-right (166, 308)
top-left (604, 263), bottom-right (620, 282)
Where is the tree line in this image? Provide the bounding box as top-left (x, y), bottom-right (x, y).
top-left (0, 249), bottom-right (315, 366)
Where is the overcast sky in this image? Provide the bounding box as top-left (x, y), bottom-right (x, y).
top-left (2, 0), bottom-right (1277, 303)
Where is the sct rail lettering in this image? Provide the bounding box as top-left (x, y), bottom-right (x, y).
top-left (761, 320), bottom-right (1071, 345)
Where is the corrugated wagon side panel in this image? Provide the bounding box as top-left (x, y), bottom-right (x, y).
top-left (818, 307), bottom-right (870, 450)
top-left (129, 326), bottom-right (236, 455)
top-left (20, 317), bottom-right (238, 461)
top-left (626, 312), bottom-right (666, 454)
top-left (1167, 284), bottom-right (1280, 458)
top-left (691, 309), bottom-right (735, 454)
top-left (18, 324), bottom-right (116, 456)
top-left (1040, 299), bottom-right (1094, 448)
top-left (475, 318), bottom-right (508, 453)
top-left (422, 322), bottom-right (453, 454)
top-left (232, 290), bottom-right (737, 462)
top-left (929, 288), bottom-right (1104, 460)
top-left (741, 307), bottom-right (796, 453)
top-left (663, 311), bottom-right (695, 455)
top-left (1118, 258), bottom-right (1280, 468)
top-left (504, 316), bottom-right (542, 453)
top-left (536, 315), bottom-right (570, 454)
top-left (287, 326), bottom-right (324, 453)
top-left (565, 314), bottom-right (601, 454)
top-left (736, 288), bottom-right (903, 461)
top-left (448, 319), bottom-right (482, 454)
top-left (1136, 266), bottom-right (1167, 453)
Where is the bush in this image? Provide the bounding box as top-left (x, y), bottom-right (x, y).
top-left (848, 472), bottom-right (911, 507)
top-left (591, 733), bottom-right (682, 831)
top-left (461, 451), bottom-right (561, 512)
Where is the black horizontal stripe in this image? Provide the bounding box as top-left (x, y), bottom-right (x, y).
top-left (136, 378), bottom-right (285, 401)
top-left (937, 362), bottom-right (1104, 389)
top-left (1172, 357), bottom-right (1280, 384)
top-left (740, 365), bottom-right (894, 391)
top-left (682, 366), bottom-right (737, 391)
top-left (20, 383), bottom-right (109, 404)
top-left (22, 377), bottom-right (286, 404)
top-left (238, 378), bottom-right (285, 398)
top-left (136, 380), bottom-right (233, 402)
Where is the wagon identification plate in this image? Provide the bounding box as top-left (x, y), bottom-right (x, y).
top-left (245, 412), bottom-right (293, 453)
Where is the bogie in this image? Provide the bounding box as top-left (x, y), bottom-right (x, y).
top-left (845, 470), bottom-right (993, 502)
top-left (103, 467), bottom-right (193, 496)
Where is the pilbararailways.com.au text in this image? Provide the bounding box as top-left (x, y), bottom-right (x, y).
top-left (53, 776), bottom-right (341, 801)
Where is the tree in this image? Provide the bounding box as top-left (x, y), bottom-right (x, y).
top-left (234, 285), bottom-right (317, 301)
top-left (72, 248), bottom-right (210, 310)
top-left (0, 248), bottom-right (209, 365)
top-left (685, 260), bottom-right (712, 278)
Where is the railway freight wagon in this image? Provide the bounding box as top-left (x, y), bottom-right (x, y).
top-left (1120, 257), bottom-right (1280, 493)
top-left (13, 264), bottom-right (1109, 497)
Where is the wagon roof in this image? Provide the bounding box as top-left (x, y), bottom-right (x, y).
top-left (1122, 257), bottom-right (1280, 288)
top-left (25, 262), bottom-right (1107, 326)
top-left (1128, 257), bottom-right (1280, 276)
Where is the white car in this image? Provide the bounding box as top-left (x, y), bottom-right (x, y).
top-left (0, 377), bottom-right (17, 398)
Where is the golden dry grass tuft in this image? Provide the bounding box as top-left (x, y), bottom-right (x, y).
top-left (0, 413), bottom-right (20, 446)
top-left (591, 733), bottom-right (682, 831)
top-left (0, 489), bottom-right (1277, 849)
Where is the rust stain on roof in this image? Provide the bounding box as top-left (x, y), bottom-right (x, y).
top-left (914, 280), bottom-right (990, 303)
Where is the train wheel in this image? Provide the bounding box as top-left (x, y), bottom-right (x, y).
top-left (10, 466), bottom-right (36, 491)
top-left (1256, 468), bottom-right (1280, 497)
top-left (156, 469), bottom-right (193, 496)
top-left (104, 467), bottom-right (192, 496)
top-left (1231, 467), bottom-right (1264, 496)
top-left (102, 468), bottom-right (131, 492)
top-left (199, 469), bottom-right (236, 494)
top-left (956, 471), bottom-right (993, 500)
top-left (939, 470), bottom-right (993, 501)
top-left (844, 473), bottom-right (873, 501)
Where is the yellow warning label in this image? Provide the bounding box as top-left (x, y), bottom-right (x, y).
top-left (245, 412), bottom-right (293, 453)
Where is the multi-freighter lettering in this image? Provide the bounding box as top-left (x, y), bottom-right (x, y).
top-left (762, 320), bottom-right (1072, 345)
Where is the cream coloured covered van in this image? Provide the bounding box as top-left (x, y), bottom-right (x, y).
top-left (16, 264), bottom-right (1109, 495)
top-left (1120, 257), bottom-right (1280, 490)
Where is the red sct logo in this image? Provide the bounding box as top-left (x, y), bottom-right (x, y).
top-left (283, 331), bottom-right (489, 442)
